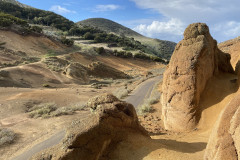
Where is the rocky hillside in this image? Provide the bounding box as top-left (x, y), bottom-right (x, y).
top-left (78, 18), bottom-right (176, 60)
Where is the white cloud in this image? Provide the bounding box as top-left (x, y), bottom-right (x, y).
top-left (93, 4), bottom-right (121, 12)
top-left (211, 21), bottom-right (240, 42)
top-left (49, 5), bottom-right (76, 14)
top-left (134, 19), bottom-right (184, 36)
top-left (133, 18), bottom-right (184, 41)
top-left (130, 0), bottom-right (240, 42)
top-left (131, 0), bottom-right (240, 24)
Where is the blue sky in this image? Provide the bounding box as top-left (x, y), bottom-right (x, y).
top-left (18, 0), bottom-right (240, 43)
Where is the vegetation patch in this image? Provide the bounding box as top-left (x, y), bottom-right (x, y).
top-left (0, 128), bottom-right (16, 147)
top-left (27, 103), bottom-right (85, 118)
top-left (138, 82), bottom-right (161, 115)
top-left (113, 86), bottom-right (129, 99)
top-left (43, 56), bottom-right (69, 72)
top-left (0, 2), bottom-right (74, 31)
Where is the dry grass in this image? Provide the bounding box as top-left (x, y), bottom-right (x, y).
top-left (28, 103), bottom-right (57, 118)
top-left (0, 128), bottom-right (16, 147)
top-left (138, 82), bottom-right (161, 114)
top-left (113, 86), bottom-right (129, 99)
top-left (27, 102), bottom-right (85, 118)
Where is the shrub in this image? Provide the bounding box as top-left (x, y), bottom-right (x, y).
top-left (139, 103), bottom-right (153, 114)
top-left (51, 107), bottom-right (74, 117)
top-left (84, 32), bottom-right (94, 40)
top-left (61, 37), bottom-right (74, 46)
top-left (28, 103), bottom-right (57, 118)
top-left (147, 90), bottom-right (160, 105)
top-left (27, 102), bottom-right (85, 118)
top-left (113, 87), bottom-right (129, 99)
top-left (0, 128), bottom-right (16, 147)
top-left (30, 26), bottom-right (42, 33)
top-left (95, 47), bottom-right (105, 55)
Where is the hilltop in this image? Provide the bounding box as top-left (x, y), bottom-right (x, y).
top-left (78, 18), bottom-right (176, 59)
top-left (0, 0), bottom-right (30, 8)
top-left (79, 18), bottom-right (142, 37)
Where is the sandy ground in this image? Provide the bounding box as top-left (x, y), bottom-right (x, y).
top-left (109, 72), bottom-right (238, 160)
top-left (0, 85), bottom-right (116, 159)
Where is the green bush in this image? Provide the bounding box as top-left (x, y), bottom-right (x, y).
top-left (0, 128), bottom-right (16, 147)
top-left (30, 26), bottom-right (42, 33)
top-left (61, 37), bottom-right (74, 46)
top-left (95, 47), bottom-right (105, 54)
top-left (0, 12), bottom-right (28, 27)
top-left (84, 32), bottom-right (94, 40)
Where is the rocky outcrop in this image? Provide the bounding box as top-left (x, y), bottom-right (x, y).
top-left (161, 23), bottom-right (234, 132)
top-left (204, 92), bottom-right (240, 160)
top-left (32, 94), bottom-right (148, 160)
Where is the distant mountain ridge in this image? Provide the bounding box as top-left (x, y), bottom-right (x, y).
top-left (78, 18), bottom-right (176, 59)
top-left (0, 0), bottom-right (30, 8)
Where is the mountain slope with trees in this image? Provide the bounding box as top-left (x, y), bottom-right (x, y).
top-left (78, 18), bottom-right (176, 59)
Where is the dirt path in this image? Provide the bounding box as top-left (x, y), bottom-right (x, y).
top-left (124, 76), bottom-right (162, 108)
top-left (12, 130), bottom-right (65, 160)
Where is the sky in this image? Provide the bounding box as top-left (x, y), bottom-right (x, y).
top-left (17, 0), bottom-right (240, 43)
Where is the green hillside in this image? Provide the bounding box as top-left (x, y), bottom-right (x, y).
top-left (0, 1), bottom-right (74, 31)
top-left (78, 18), bottom-right (176, 59)
top-left (78, 18), bottom-right (142, 37)
top-left (0, 0), bottom-right (30, 8)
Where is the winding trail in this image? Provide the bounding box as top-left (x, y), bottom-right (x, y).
top-left (12, 75), bottom-right (163, 160)
top-left (124, 75), bottom-right (162, 108)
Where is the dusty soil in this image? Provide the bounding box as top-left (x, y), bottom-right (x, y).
top-left (123, 72), bottom-right (239, 160)
top-left (0, 30), bottom-right (68, 57)
top-left (0, 30), bottom-right (165, 160)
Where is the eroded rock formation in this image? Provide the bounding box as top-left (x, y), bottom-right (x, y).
top-left (204, 92), bottom-right (240, 160)
top-left (161, 23), bottom-right (234, 132)
top-left (32, 94), bottom-right (148, 160)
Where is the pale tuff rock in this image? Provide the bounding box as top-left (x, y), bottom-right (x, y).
top-left (161, 23), bottom-right (233, 132)
top-left (32, 94), bottom-right (148, 160)
top-left (204, 92), bottom-right (240, 160)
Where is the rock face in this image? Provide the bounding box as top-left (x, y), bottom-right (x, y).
top-left (161, 23), bottom-right (234, 132)
top-left (204, 93), bottom-right (240, 160)
top-left (32, 94), bottom-right (148, 160)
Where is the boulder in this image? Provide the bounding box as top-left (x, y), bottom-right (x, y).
top-left (32, 94), bottom-right (148, 160)
top-left (161, 23), bottom-right (234, 132)
top-left (204, 92), bottom-right (240, 160)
